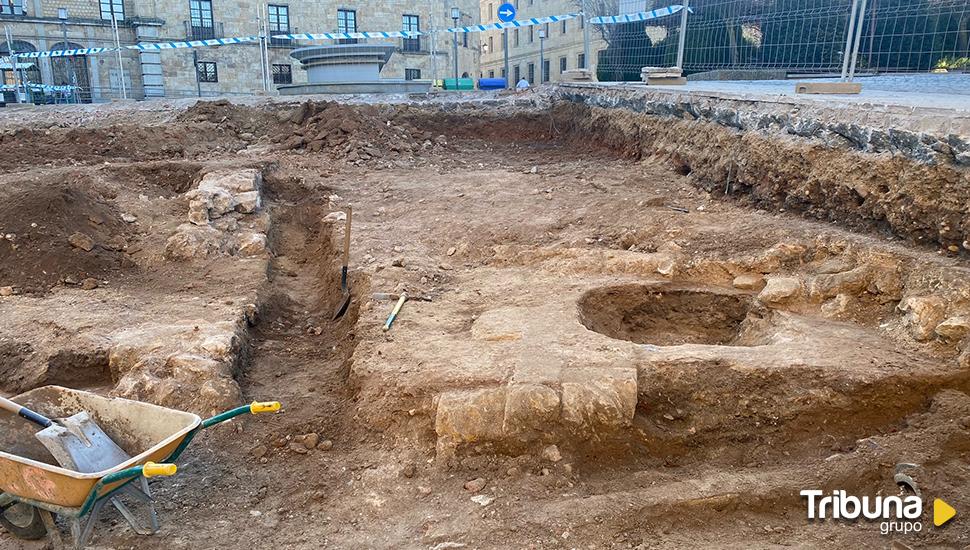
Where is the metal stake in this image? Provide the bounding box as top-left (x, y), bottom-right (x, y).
top-left (503, 28), bottom-right (509, 88)
top-left (847, 0), bottom-right (868, 81)
top-left (675, 0), bottom-right (690, 70)
top-left (840, 0), bottom-right (860, 80)
top-left (112, 13), bottom-right (127, 99)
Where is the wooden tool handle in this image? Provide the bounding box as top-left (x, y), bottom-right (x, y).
top-left (0, 395), bottom-right (53, 428)
top-left (342, 206), bottom-right (352, 266)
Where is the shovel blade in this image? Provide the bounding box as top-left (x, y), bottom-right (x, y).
top-left (332, 291), bottom-right (351, 320)
top-left (35, 412), bottom-right (130, 473)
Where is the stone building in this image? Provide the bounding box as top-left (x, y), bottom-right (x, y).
top-left (1, 0), bottom-right (480, 101)
top-left (477, 0), bottom-right (606, 85)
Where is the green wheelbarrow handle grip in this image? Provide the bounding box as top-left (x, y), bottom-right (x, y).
top-left (165, 402), bottom-right (281, 463)
top-left (202, 401), bottom-right (281, 429)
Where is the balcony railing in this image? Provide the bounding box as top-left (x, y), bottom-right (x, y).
top-left (401, 36), bottom-right (421, 53)
top-left (184, 21), bottom-right (223, 41)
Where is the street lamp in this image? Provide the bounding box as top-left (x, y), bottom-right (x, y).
top-left (538, 27), bottom-right (546, 84)
top-left (451, 7), bottom-right (460, 88)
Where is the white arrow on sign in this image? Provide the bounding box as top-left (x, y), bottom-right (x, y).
top-left (499, 8), bottom-right (513, 17)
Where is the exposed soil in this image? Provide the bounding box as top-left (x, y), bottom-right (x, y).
top-left (1, 95), bottom-right (969, 549)
top-left (0, 179), bottom-right (135, 293)
top-left (578, 285), bottom-right (753, 346)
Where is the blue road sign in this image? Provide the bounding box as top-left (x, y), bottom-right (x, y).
top-left (497, 2), bottom-right (517, 22)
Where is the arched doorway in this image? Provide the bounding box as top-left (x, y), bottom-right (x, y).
top-left (0, 40), bottom-right (41, 103)
top-left (49, 41), bottom-right (91, 103)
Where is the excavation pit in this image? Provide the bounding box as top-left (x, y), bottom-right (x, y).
top-left (578, 284), bottom-right (754, 346)
top-left (0, 89), bottom-right (968, 549)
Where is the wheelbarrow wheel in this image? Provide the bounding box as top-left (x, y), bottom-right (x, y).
top-left (0, 502), bottom-right (48, 540)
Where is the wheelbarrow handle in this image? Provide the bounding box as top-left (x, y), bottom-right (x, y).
top-left (79, 462), bottom-right (177, 518)
top-left (201, 401), bottom-right (281, 429)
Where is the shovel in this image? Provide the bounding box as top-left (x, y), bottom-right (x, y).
top-left (332, 205), bottom-right (353, 320)
top-left (0, 395), bottom-right (130, 473)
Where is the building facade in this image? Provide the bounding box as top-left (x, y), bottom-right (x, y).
top-left (477, 0), bottom-right (606, 85)
top-left (1, 0), bottom-right (480, 101)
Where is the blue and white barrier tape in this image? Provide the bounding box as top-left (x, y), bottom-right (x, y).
top-left (589, 5), bottom-right (690, 24)
top-left (1, 5), bottom-right (687, 62)
top-left (132, 35), bottom-right (260, 50)
top-left (447, 13), bottom-right (579, 33)
top-left (1, 82), bottom-right (77, 92)
top-left (273, 31), bottom-right (423, 40)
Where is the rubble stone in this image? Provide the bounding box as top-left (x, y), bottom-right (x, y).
top-left (732, 273), bottom-right (765, 291)
top-left (758, 277), bottom-right (803, 305)
top-left (935, 316), bottom-right (970, 341)
top-left (165, 223), bottom-right (224, 261)
top-left (898, 296), bottom-right (947, 341)
top-left (68, 232), bottom-right (95, 251)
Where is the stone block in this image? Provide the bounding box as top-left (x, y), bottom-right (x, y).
top-left (502, 384), bottom-right (561, 435)
top-left (560, 368), bottom-right (637, 434)
top-left (435, 387), bottom-right (507, 446)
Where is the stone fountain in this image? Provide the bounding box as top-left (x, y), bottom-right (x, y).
top-left (277, 43), bottom-right (431, 95)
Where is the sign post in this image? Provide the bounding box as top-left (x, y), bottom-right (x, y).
top-left (497, 3), bottom-right (516, 88)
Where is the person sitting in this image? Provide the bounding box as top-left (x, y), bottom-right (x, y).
top-left (515, 78), bottom-right (530, 91)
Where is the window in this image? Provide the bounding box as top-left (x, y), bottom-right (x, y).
top-left (488, 70), bottom-right (494, 78)
top-left (578, 52), bottom-right (586, 69)
top-left (487, 3), bottom-right (493, 20)
top-left (462, 32), bottom-right (468, 48)
top-left (196, 61), bottom-right (217, 83)
top-left (189, 0), bottom-right (214, 40)
top-left (527, 62), bottom-right (534, 83)
top-left (528, 26), bottom-right (533, 43)
top-left (559, 56), bottom-right (567, 73)
top-left (1, 0), bottom-right (24, 15)
top-left (488, 36), bottom-right (493, 53)
top-left (514, 29), bottom-right (519, 47)
top-left (268, 5), bottom-right (290, 45)
top-left (542, 59), bottom-right (549, 82)
top-left (501, 68), bottom-right (505, 78)
top-left (544, 23), bottom-right (550, 37)
top-left (513, 65), bottom-right (520, 82)
top-left (580, 15), bottom-right (585, 29)
top-left (337, 9), bottom-right (357, 44)
top-left (100, 0), bottom-right (123, 21)
top-left (402, 14), bottom-right (420, 52)
top-left (272, 63), bottom-right (292, 84)
top-left (561, 20), bottom-right (566, 34)
top-left (405, 68), bottom-right (421, 80)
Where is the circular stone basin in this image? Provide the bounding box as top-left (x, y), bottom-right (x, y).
top-left (578, 284), bottom-right (754, 346)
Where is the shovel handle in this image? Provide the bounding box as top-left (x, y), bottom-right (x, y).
top-left (0, 395), bottom-right (53, 428)
top-left (340, 206), bottom-right (352, 288)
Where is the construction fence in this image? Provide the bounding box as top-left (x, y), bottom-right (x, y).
top-left (591, 0), bottom-right (970, 80)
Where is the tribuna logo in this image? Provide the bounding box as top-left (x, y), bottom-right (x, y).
top-left (801, 490), bottom-right (923, 535)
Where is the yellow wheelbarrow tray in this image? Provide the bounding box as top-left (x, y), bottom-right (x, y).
top-left (0, 386), bottom-right (280, 548)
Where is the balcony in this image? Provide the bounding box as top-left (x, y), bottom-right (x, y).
top-left (183, 21), bottom-right (223, 41)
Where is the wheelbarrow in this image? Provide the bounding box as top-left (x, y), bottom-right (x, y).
top-left (0, 386), bottom-right (281, 548)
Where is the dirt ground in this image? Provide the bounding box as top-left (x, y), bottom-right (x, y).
top-left (1, 94), bottom-right (969, 549)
